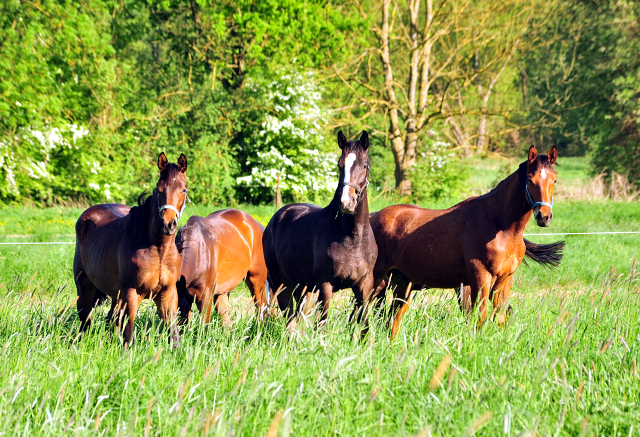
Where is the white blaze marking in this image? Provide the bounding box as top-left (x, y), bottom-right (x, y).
top-left (341, 153), bottom-right (357, 203)
top-left (541, 168), bottom-right (547, 179)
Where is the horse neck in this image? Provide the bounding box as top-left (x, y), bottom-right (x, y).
top-left (328, 187), bottom-right (370, 237)
top-left (492, 169), bottom-right (532, 235)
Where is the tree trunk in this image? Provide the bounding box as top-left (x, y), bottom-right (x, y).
top-left (476, 114), bottom-right (488, 152)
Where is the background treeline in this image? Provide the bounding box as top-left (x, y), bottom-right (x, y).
top-left (1, 0), bottom-right (639, 206)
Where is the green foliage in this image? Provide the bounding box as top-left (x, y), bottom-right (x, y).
top-left (411, 137), bottom-right (470, 202)
top-left (523, 0), bottom-right (640, 185)
top-left (235, 71), bottom-right (338, 203)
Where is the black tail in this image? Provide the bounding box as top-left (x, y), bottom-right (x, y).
top-left (523, 238), bottom-right (565, 268)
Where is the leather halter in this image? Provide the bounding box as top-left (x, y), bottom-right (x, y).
top-left (155, 188), bottom-right (190, 220)
top-left (518, 162), bottom-right (554, 211)
top-left (343, 165), bottom-right (370, 197)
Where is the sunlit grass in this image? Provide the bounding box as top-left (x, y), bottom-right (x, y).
top-left (0, 268), bottom-right (638, 436)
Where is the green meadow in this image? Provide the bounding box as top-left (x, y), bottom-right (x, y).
top-left (0, 157), bottom-right (639, 436)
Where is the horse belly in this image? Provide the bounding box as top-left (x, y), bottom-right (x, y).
top-left (397, 242), bottom-right (467, 289)
top-left (80, 234), bottom-right (122, 296)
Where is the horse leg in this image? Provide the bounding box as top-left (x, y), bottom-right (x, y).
top-left (118, 289), bottom-right (142, 346)
top-left (177, 276), bottom-right (195, 324)
top-left (316, 283), bottom-right (333, 327)
top-left (75, 269), bottom-right (99, 333)
top-left (105, 296), bottom-right (118, 327)
top-left (350, 273), bottom-right (375, 337)
top-left (491, 274), bottom-right (514, 325)
top-left (192, 285), bottom-right (211, 324)
top-left (154, 287), bottom-right (180, 347)
top-left (388, 273), bottom-right (413, 340)
top-left (301, 286), bottom-right (319, 325)
top-left (466, 263), bottom-right (494, 327)
top-left (245, 267), bottom-right (269, 321)
top-left (213, 293), bottom-right (233, 331)
top-left (456, 285), bottom-right (472, 314)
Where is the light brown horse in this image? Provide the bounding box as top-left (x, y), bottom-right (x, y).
top-left (176, 209), bottom-right (270, 328)
top-left (74, 153), bottom-right (189, 345)
top-left (371, 146), bottom-right (564, 337)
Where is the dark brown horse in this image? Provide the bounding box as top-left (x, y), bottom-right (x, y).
top-left (371, 146), bottom-right (564, 337)
top-left (74, 152), bottom-right (189, 345)
top-left (263, 131), bottom-right (377, 330)
top-left (176, 209), bottom-right (270, 328)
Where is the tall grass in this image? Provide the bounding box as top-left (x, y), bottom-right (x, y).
top-left (0, 268), bottom-right (638, 436)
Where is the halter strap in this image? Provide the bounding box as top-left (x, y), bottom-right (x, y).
top-left (525, 183), bottom-right (553, 210)
top-left (155, 188), bottom-right (190, 220)
top-left (344, 179), bottom-right (369, 196)
top-left (518, 162), bottom-right (553, 211)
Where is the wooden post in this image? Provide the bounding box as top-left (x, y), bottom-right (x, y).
top-left (275, 174), bottom-right (282, 209)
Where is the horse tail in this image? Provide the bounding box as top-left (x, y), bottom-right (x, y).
top-left (523, 238), bottom-right (565, 268)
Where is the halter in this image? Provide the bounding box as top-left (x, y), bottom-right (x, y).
top-left (525, 182), bottom-right (553, 211)
top-left (155, 188), bottom-right (190, 220)
top-left (518, 162), bottom-right (553, 211)
top-left (343, 179), bottom-right (369, 197)
top-left (342, 164), bottom-right (370, 197)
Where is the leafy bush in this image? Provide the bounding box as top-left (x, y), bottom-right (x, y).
top-left (411, 136), bottom-right (470, 202)
top-left (235, 71), bottom-right (338, 203)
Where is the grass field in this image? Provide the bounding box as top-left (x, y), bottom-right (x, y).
top-left (0, 158), bottom-right (639, 436)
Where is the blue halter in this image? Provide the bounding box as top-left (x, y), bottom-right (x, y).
top-left (525, 180), bottom-right (553, 211)
top-left (519, 161), bottom-right (554, 211)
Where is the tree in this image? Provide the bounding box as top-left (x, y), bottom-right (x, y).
top-left (522, 0), bottom-right (640, 185)
top-left (334, 0), bottom-right (539, 194)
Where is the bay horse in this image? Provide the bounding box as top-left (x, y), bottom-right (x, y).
top-left (262, 131), bottom-right (377, 330)
top-left (73, 152), bottom-right (189, 345)
top-left (175, 209), bottom-right (270, 328)
top-left (371, 145), bottom-right (565, 337)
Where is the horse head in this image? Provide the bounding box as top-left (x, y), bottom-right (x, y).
top-left (337, 130), bottom-right (370, 215)
top-left (156, 152), bottom-right (189, 235)
top-left (525, 145), bottom-right (558, 227)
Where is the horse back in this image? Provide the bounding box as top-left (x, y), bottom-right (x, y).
top-left (75, 203), bottom-right (131, 241)
top-left (178, 209), bottom-right (263, 294)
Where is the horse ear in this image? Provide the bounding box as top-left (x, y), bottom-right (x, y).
top-left (360, 130), bottom-right (370, 150)
top-left (527, 145), bottom-right (538, 164)
top-left (178, 153), bottom-right (188, 173)
top-left (158, 152), bottom-right (169, 172)
top-left (548, 146), bottom-right (558, 165)
top-left (337, 130), bottom-right (348, 149)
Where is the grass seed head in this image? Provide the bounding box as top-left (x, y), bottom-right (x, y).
top-left (429, 355), bottom-right (452, 391)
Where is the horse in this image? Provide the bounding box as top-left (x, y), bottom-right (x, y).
top-left (262, 130), bottom-right (377, 330)
top-left (175, 209), bottom-right (270, 328)
top-left (73, 152), bottom-right (189, 345)
top-left (370, 145), bottom-right (565, 338)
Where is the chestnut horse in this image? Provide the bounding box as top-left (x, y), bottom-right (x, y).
top-left (176, 209), bottom-right (270, 328)
top-left (371, 146), bottom-right (565, 337)
top-left (263, 131), bottom-right (377, 330)
top-left (74, 153), bottom-right (189, 345)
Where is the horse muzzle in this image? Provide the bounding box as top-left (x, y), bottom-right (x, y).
top-left (162, 218), bottom-right (178, 235)
top-left (534, 208), bottom-right (553, 227)
top-left (340, 197), bottom-right (358, 215)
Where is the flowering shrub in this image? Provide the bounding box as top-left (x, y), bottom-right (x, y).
top-left (236, 71), bottom-right (338, 202)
